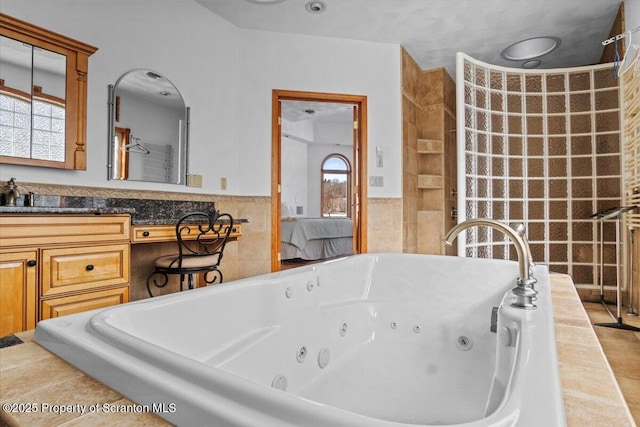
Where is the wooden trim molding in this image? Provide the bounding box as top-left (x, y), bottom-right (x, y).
top-left (0, 13), bottom-right (97, 170)
top-left (271, 90), bottom-right (368, 271)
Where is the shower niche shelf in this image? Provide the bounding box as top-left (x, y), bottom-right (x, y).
top-left (417, 139), bottom-right (443, 154)
top-left (418, 174), bottom-right (444, 189)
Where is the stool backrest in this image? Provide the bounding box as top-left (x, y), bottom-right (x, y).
top-left (175, 210), bottom-right (233, 268)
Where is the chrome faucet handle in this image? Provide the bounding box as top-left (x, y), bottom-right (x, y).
top-left (512, 282), bottom-right (538, 309)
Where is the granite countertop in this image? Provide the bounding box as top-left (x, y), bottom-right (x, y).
top-left (0, 194), bottom-right (249, 226)
top-left (0, 274), bottom-right (635, 426)
top-left (132, 217), bottom-right (249, 225)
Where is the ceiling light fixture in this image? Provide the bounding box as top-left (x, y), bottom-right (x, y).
top-left (305, 1), bottom-right (326, 13)
top-left (501, 36), bottom-right (560, 61)
top-left (522, 59), bottom-right (542, 69)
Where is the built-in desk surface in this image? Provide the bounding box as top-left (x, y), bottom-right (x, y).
top-left (130, 221), bottom-right (245, 244)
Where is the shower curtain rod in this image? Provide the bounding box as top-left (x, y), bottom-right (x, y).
top-left (602, 26), bottom-right (640, 46)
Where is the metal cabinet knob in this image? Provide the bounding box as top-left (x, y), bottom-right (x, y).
top-left (27, 260), bottom-right (37, 267)
top-left (143, 231), bottom-right (150, 237)
top-left (86, 264), bottom-right (94, 271)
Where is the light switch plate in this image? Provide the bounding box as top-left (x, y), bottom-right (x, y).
top-left (369, 176), bottom-right (384, 187)
top-left (187, 174), bottom-right (202, 187)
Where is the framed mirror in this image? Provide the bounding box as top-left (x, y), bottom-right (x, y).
top-left (0, 13), bottom-right (97, 170)
top-left (107, 69), bottom-right (189, 184)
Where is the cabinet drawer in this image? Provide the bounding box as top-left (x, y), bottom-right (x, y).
top-left (132, 223), bottom-right (242, 243)
top-left (40, 286), bottom-right (129, 320)
top-left (131, 225), bottom-right (177, 243)
top-left (0, 214), bottom-right (130, 247)
top-left (41, 244), bottom-right (130, 297)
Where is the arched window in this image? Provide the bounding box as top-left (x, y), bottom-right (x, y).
top-left (321, 154), bottom-right (351, 217)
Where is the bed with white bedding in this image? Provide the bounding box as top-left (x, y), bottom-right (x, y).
top-left (281, 217), bottom-right (353, 260)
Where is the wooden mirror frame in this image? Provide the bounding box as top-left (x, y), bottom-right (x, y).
top-left (0, 13), bottom-right (97, 170)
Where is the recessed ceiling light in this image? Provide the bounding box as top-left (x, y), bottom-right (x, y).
top-left (522, 59), bottom-right (542, 69)
top-left (501, 36), bottom-right (561, 61)
top-left (305, 1), bottom-right (326, 13)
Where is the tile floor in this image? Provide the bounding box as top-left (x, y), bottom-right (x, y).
top-left (583, 302), bottom-right (640, 425)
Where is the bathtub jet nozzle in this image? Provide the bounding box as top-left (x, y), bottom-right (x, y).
top-left (443, 218), bottom-right (538, 310)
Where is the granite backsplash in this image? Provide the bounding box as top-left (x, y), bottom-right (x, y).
top-left (12, 194), bottom-right (216, 225)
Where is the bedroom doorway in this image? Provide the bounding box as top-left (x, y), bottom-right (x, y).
top-left (271, 90), bottom-right (367, 271)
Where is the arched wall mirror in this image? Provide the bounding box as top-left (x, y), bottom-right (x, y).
top-left (107, 69), bottom-right (189, 184)
top-left (0, 13), bottom-right (97, 170)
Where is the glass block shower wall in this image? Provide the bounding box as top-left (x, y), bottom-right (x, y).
top-left (456, 53), bottom-right (622, 289)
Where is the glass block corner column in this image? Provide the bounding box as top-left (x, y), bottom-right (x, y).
top-left (456, 53), bottom-right (622, 291)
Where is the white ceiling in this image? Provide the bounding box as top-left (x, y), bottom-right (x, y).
top-left (196, 0), bottom-right (622, 77)
top-left (281, 100), bottom-right (354, 123)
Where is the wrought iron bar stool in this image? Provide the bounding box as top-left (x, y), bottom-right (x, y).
top-left (146, 210), bottom-right (233, 297)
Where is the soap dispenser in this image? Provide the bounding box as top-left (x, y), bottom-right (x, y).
top-left (3, 178), bottom-right (20, 206)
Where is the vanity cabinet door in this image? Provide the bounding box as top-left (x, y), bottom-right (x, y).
top-left (0, 250), bottom-right (37, 335)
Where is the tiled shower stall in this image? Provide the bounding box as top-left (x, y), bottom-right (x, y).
top-left (457, 54), bottom-right (622, 291)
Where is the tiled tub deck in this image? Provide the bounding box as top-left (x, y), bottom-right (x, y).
top-left (0, 274), bottom-right (635, 427)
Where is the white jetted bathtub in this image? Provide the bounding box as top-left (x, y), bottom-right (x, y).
top-left (35, 253), bottom-right (565, 426)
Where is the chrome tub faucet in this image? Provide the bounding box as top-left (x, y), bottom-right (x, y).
top-left (443, 218), bottom-right (538, 310)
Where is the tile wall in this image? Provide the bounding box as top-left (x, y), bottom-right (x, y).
top-left (401, 48), bottom-right (457, 255)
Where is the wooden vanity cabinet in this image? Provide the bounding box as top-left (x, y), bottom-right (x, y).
top-left (0, 214), bottom-right (130, 334)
